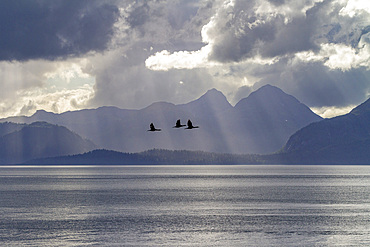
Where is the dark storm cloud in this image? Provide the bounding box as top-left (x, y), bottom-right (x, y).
top-left (210, 17), bottom-right (277, 62)
top-left (207, 0), bottom-right (323, 62)
top-left (261, 15), bottom-right (318, 57)
top-left (121, 0), bottom-right (214, 49)
top-left (0, 0), bottom-right (119, 61)
top-left (126, 2), bottom-right (150, 27)
top-left (125, 0), bottom-right (207, 30)
top-left (207, 0), bottom-right (369, 63)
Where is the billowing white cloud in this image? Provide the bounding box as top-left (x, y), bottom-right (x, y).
top-left (44, 60), bottom-right (92, 83)
top-left (296, 40), bottom-right (370, 71)
top-left (311, 105), bottom-right (356, 118)
top-left (145, 0), bottom-right (369, 71)
top-left (145, 46), bottom-right (214, 70)
top-left (0, 58), bottom-right (95, 118)
top-left (146, 0), bottom-right (325, 66)
top-left (19, 84), bottom-right (94, 115)
top-left (324, 44), bottom-right (369, 71)
top-left (0, 83), bottom-right (94, 118)
top-left (339, 0), bottom-right (370, 17)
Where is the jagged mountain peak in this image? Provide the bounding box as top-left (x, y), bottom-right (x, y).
top-left (199, 88), bottom-right (228, 101)
top-left (204, 88), bottom-right (224, 96)
top-left (235, 84), bottom-right (299, 109)
top-left (234, 84), bottom-right (321, 121)
top-left (182, 88), bottom-right (233, 113)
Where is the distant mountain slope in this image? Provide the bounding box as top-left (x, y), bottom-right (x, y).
top-left (232, 85), bottom-right (323, 153)
top-left (281, 98), bottom-right (370, 164)
top-left (0, 122), bottom-right (96, 164)
top-left (235, 85), bottom-right (321, 128)
top-left (0, 122), bottom-right (26, 137)
top-left (0, 85), bottom-right (321, 154)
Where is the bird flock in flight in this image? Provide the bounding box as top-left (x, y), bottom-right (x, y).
top-left (148, 119), bottom-right (198, 132)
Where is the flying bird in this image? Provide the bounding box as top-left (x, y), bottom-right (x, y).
top-left (173, 119), bottom-right (186, 128)
top-left (148, 123), bottom-right (161, 131)
top-left (185, 119), bottom-right (199, 129)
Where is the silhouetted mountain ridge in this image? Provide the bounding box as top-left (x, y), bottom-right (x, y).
top-left (230, 84), bottom-right (322, 153)
top-left (281, 98), bottom-right (370, 164)
top-left (0, 122), bottom-right (96, 164)
top-left (1, 95), bottom-right (368, 165)
top-left (0, 85), bottom-right (321, 154)
top-left (235, 85), bottom-right (320, 125)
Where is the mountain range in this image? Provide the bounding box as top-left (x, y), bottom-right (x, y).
top-left (1, 84), bottom-right (368, 165)
top-left (0, 84), bottom-right (322, 155)
top-left (28, 96), bottom-right (370, 165)
top-left (27, 96), bottom-right (370, 165)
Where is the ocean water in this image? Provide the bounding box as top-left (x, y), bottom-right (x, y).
top-left (0, 165), bottom-right (369, 246)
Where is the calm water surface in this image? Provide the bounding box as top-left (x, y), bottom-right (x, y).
top-left (0, 165), bottom-right (369, 246)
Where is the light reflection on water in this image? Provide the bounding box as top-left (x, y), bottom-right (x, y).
top-left (0, 165), bottom-right (369, 246)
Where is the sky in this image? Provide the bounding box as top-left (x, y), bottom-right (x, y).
top-left (0, 0), bottom-right (369, 119)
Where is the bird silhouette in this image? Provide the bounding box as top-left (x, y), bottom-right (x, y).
top-left (148, 123), bottom-right (161, 131)
top-left (185, 119), bottom-right (199, 129)
top-left (173, 119), bottom-right (186, 128)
